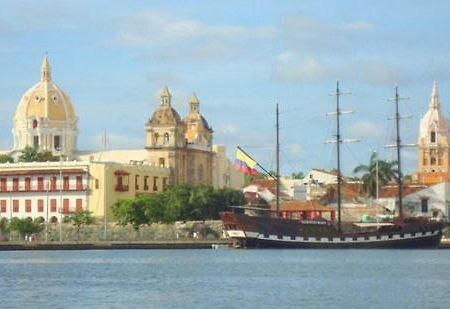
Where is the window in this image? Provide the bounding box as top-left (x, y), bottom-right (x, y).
top-left (163, 133), bottom-right (169, 144)
top-left (38, 200), bottom-right (44, 212)
top-left (159, 158), bottom-right (165, 167)
top-left (0, 178), bottom-right (6, 191)
top-left (154, 133), bottom-right (159, 144)
top-left (33, 136), bottom-right (39, 148)
top-left (51, 176), bottom-right (57, 190)
top-left (95, 179), bottom-right (99, 189)
top-left (12, 178), bottom-right (19, 191)
top-left (76, 176), bottom-right (83, 190)
top-left (0, 200), bottom-right (6, 213)
top-left (153, 177), bottom-right (158, 191)
top-left (54, 135), bottom-right (61, 150)
top-left (76, 199), bottom-right (82, 212)
top-left (423, 158), bottom-right (426, 165)
top-left (63, 199), bottom-right (69, 213)
top-left (144, 176), bottom-right (149, 191)
top-left (421, 198), bottom-right (428, 213)
top-left (37, 177), bottom-right (44, 191)
top-left (63, 176), bottom-right (69, 190)
top-left (25, 200), bottom-right (32, 213)
top-left (32, 119), bottom-right (38, 128)
top-left (431, 131), bottom-right (436, 143)
top-left (198, 164), bottom-right (204, 182)
top-left (431, 157), bottom-right (436, 166)
top-left (13, 200), bottom-right (19, 213)
top-left (163, 178), bottom-right (167, 191)
top-left (25, 177), bottom-right (31, 191)
top-left (50, 199), bottom-right (57, 212)
top-left (135, 175), bottom-right (140, 190)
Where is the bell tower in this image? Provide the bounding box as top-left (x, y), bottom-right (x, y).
top-left (417, 82), bottom-right (450, 184)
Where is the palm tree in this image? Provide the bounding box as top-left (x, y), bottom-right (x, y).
top-left (353, 152), bottom-right (398, 198)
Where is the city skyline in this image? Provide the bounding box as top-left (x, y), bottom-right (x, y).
top-left (1, 1), bottom-right (450, 176)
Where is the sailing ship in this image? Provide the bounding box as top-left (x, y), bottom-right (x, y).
top-left (220, 83), bottom-right (445, 248)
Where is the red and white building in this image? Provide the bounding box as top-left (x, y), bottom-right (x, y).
top-left (0, 162), bottom-right (88, 222)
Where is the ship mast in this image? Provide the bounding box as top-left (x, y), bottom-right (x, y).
top-left (386, 86), bottom-right (414, 220)
top-left (276, 103), bottom-right (280, 217)
top-left (326, 81), bottom-right (356, 232)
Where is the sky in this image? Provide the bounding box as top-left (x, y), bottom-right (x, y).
top-left (1, 0), bottom-right (450, 176)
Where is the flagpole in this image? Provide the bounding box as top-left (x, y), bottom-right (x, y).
top-left (236, 146), bottom-right (276, 179)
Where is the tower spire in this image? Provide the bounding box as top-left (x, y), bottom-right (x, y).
top-left (189, 93), bottom-right (200, 112)
top-left (430, 81), bottom-right (440, 109)
top-left (160, 86), bottom-right (172, 106)
top-left (41, 54), bottom-right (51, 82)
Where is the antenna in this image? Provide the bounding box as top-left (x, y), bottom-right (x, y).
top-left (326, 81), bottom-right (358, 233)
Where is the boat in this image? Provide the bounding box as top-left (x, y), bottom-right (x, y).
top-left (220, 83), bottom-right (446, 248)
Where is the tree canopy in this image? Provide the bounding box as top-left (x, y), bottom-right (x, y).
top-left (353, 152), bottom-right (398, 198)
top-left (0, 154), bottom-right (14, 163)
top-left (112, 185), bottom-right (245, 230)
top-left (18, 146), bottom-right (59, 162)
top-left (9, 217), bottom-right (44, 239)
top-left (64, 210), bottom-right (95, 241)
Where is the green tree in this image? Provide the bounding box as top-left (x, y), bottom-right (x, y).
top-left (0, 218), bottom-right (10, 237)
top-left (291, 171), bottom-right (305, 179)
top-left (9, 217), bottom-right (44, 239)
top-left (64, 210), bottom-right (95, 241)
top-left (0, 154), bottom-right (14, 163)
top-left (111, 199), bottom-right (148, 230)
top-left (18, 146), bottom-right (58, 162)
top-left (353, 152), bottom-right (398, 198)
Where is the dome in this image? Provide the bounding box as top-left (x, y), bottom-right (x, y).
top-left (148, 106), bottom-right (183, 126)
top-left (14, 56), bottom-right (77, 123)
top-left (419, 82), bottom-right (448, 140)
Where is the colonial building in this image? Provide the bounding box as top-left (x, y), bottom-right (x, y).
top-left (12, 56), bottom-right (78, 158)
top-left (417, 82), bottom-right (450, 184)
top-left (0, 160), bottom-right (169, 221)
top-left (145, 86), bottom-right (214, 186)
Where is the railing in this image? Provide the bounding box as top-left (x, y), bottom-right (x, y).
top-left (0, 184), bottom-right (88, 193)
top-left (115, 185), bottom-right (129, 192)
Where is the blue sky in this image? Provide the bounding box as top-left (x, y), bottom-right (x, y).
top-left (1, 0), bottom-right (450, 176)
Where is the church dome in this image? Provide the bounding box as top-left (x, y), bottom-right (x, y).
top-left (14, 56), bottom-right (77, 123)
top-left (419, 82), bottom-right (448, 140)
top-left (147, 86), bottom-right (183, 126)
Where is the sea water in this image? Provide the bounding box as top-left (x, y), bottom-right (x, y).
top-left (1, 249), bottom-right (450, 308)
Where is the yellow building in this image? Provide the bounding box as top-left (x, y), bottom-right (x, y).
top-left (417, 82), bottom-right (450, 184)
top-left (145, 87), bottom-right (214, 186)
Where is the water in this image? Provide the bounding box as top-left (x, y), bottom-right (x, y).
top-left (1, 249), bottom-right (450, 308)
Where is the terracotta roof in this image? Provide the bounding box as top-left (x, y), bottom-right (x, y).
top-left (378, 184), bottom-right (428, 198)
top-left (273, 200), bottom-right (334, 212)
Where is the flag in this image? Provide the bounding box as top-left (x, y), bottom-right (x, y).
top-left (234, 148), bottom-right (258, 175)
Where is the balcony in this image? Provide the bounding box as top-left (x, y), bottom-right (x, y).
top-left (115, 184), bottom-right (129, 192)
top-left (0, 184), bottom-right (88, 193)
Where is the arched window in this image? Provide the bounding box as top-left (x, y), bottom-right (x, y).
top-left (32, 119), bottom-right (38, 128)
top-left (163, 133), bottom-right (169, 144)
top-left (431, 131), bottom-right (437, 143)
top-left (431, 157), bottom-right (436, 165)
top-left (154, 133), bottom-right (159, 144)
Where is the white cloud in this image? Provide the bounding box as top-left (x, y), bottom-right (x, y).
top-left (117, 10), bottom-right (275, 61)
top-left (350, 120), bottom-right (385, 139)
top-left (272, 56), bottom-right (328, 82)
top-left (358, 60), bottom-right (411, 86)
top-left (218, 124), bottom-right (239, 134)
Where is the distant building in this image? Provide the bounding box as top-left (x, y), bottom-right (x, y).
top-left (417, 82), bottom-right (450, 184)
top-left (12, 56), bottom-right (78, 158)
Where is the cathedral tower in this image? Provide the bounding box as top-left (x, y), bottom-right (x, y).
top-left (12, 56), bottom-right (78, 157)
top-left (417, 82), bottom-right (450, 184)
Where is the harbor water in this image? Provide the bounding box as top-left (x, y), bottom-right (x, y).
top-left (1, 249), bottom-right (450, 308)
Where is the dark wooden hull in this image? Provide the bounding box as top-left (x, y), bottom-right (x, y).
top-left (220, 211), bottom-right (444, 249)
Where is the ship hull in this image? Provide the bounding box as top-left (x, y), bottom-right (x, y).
top-left (221, 212), bottom-right (444, 249)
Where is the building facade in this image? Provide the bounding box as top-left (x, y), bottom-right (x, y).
top-left (12, 56), bottom-right (78, 158)
top-left (145, 87), bottom-right (214, 186)
top-left (417, 82), bottom-right (450, 184)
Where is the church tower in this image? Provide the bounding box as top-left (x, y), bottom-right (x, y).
top-left (417, 82), bottom-right (450, 184)
top-left (145, 86), bottom-right (187, 185)
top-left (12, 56), bottom-right (78, 157)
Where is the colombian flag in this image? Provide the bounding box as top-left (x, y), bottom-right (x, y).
top-left (234, 148), bottom-right (258, 175)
